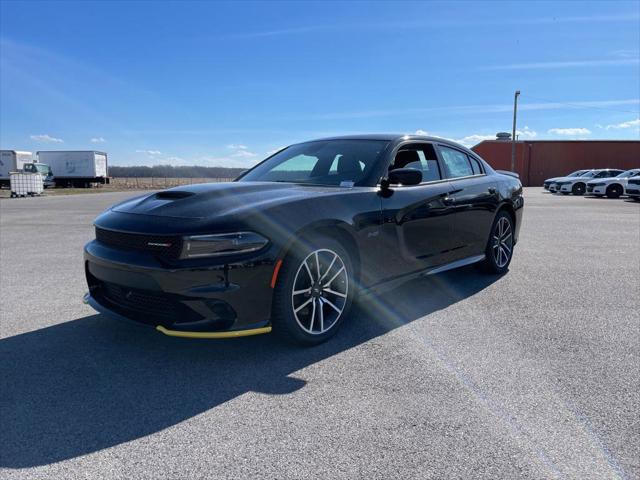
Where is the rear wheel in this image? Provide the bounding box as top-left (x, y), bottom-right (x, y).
top-left (572, 183), bottom-right (586, 195)
top-left (272, 236), bottom-right (354, 345)
top-left (606, 184), bottom-right (623, 199)
top-left (481, 211), bottom-right (514, 274)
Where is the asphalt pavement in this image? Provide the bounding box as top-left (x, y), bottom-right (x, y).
top-left (1, 188), bottom-right (638, 479)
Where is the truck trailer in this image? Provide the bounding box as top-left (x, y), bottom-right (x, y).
top-left (36, 150), bottom-right (110, 187)
top-left (0, 150), bottom-right (34, 186)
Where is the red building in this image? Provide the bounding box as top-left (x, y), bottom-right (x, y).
top-left (472, 140), bottom-right (640, 187)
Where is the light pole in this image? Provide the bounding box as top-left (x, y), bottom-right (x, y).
top-left (511, 90), bottom-right (520, 172)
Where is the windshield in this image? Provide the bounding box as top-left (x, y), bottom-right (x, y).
top-left (568, 170), bottom-right (588, 177)
top-left (238, 140), bottom-right (389, 187)
top-left (617, 169), bottom-right (639, 177)
top-left (35, 164), bottom-right (50, 174)
top-left (580, 171), bottom-right (597, 178)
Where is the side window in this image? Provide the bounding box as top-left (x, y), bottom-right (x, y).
top-left (468, 156), bottom-right (483, 175)
top-left (437, 146), bottom-right (473, 179)
top-left (390, 143), bottom-right (441, 182)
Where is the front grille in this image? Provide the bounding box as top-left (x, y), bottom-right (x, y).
top-left (95, 279), bottom-right (202, 325)
top-left (586, 185), bottom-right (594, 192)
top-left (95, 227), bottom-right (183, 259)
top-left (626, 188), bottom-right (639, 194)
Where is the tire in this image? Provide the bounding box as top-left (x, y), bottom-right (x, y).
top-left (606, 184), bottom-right (623, 199)
top-left (481, 210), bottom-right (514, 274)
top-left (572, 183), bottom-right (586, 195)
top-left (272, 235), bottom-right (355, 345)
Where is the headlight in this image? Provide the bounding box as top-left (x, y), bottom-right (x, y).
top-left (592, 182), bottom-right (606, 186)
top-left (556, 181), bottom-right (567, 186)
top-left (181, 232), bottom-right (269, 258)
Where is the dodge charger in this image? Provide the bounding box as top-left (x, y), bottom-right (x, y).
top-left (84, 135), bottom-right (524, 344)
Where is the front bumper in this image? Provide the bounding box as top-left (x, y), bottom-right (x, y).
top-left (625, 187), bottom-right (640, 197)
top-left (84, 240), bottom-right (276, 335)
top-left (586, 185), bottom-right (605, 195)
top-left (559, 185), bottom-right (572, 193)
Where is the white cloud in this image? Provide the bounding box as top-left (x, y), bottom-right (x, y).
top-left (516, 126), bottom-right (537, 138)
top-left (231, 149), bottom-right (257, 158)
top-left (604, 118), bottom-right (640, 130)
top-left (136, 149), bottom-right (162, 155)
top-left (311, 99), bottom-right (639, 121)
top-left (30, 134), bottom-right (63, 143)
top-left (480, 58), bottom-right (639, 71)
top-left (90, 137), bottom-right (106, 143)
top-left (415, 129), bottom-right (430, 135)
top-left (266, 147), bottom-right (287, 156)
top-left (227, 144), bottom-right (248, 150)
top-left (548, 127), bottom-right (592, 135)
top-left (454, 134), bottom-right (496, 147)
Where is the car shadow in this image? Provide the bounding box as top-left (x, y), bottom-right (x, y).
top-left (1, 265), bottom-right (500, 468)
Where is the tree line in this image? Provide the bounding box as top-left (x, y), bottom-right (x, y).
top-left (109, 165), bottom-right (246, 179)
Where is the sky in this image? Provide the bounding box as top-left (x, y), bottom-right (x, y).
top-left (0, 0), bottom-right (639, 167)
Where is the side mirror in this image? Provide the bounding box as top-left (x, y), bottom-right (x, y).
top-left (387, 168), bottom-right (422, 186)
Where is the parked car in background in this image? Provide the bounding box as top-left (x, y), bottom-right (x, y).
top-left (548, 170), bottom-right (594, 193)
top-left (83, 134), bottom-right (524, 345)
top-left (556, 169), bottom-right (624, 195)
top-left (543, 170), bottom-right (589, 191)
top-left (625, 176), bottom-right (640, 201)
top-left (586, 169), bottom-right (640, 198)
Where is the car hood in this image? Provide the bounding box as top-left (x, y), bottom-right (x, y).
top-left (553, 176), bottom-right (588, 183)
top-left (110, 181), bottom-right (344, 219)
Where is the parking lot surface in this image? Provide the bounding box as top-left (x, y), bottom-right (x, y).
top-left (1, 188), bottom-right (639, 479)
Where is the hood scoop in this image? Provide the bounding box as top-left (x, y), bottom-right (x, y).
top-left (155, 191), bottom-right (195, 200)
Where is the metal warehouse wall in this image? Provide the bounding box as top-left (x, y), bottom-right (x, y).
top-left (472, 140), bottom-right (640, 186)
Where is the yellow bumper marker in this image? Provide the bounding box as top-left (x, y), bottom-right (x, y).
top-left (156, 325), bottom-right (271, 339)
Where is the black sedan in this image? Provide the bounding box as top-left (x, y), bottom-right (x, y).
top-left (84, 135), bottom-right (523, 344)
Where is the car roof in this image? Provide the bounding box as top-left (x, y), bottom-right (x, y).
top-left (301, 134), bottom-right (474, 153)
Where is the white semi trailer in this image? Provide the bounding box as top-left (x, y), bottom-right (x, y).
top-left (36, 151), bottom-right (110, 187)
top-left (0, 150), bottom-right (34, 186)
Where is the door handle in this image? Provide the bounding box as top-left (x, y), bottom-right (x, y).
top-left (488, 187), bottom-right (496, 194)
top-left (442, 196), bottom-right (454, 206)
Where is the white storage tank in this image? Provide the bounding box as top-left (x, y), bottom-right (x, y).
top-left (10, 172), bottom-right (44, 197)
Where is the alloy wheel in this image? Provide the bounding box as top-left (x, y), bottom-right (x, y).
top-left (492, 216), bottom-right (513, 268)
top-left (291, 248), bottom-right (348, 335)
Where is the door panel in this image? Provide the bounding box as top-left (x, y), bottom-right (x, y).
top-left (447, 176), bottom-right (499, 258)
top-left (377, 181), bottom-right (457, 281)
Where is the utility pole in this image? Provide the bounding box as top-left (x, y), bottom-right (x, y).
top-left (511, 90), bottom-right (520, 172)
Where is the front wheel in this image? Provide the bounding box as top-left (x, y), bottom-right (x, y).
top-left (572, 183), bottom-right (586, 195)
top-left (481, 211), bottom-right (514, 274)
top-left (606, 184), bottom-right (623, 199)
top-left (272, 236), bottom-right (355, 345)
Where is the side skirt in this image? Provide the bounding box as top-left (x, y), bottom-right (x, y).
top-left (359, 254), bottom-right (486, 298)
top-left (424, 254), bottom-right (486, 276)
